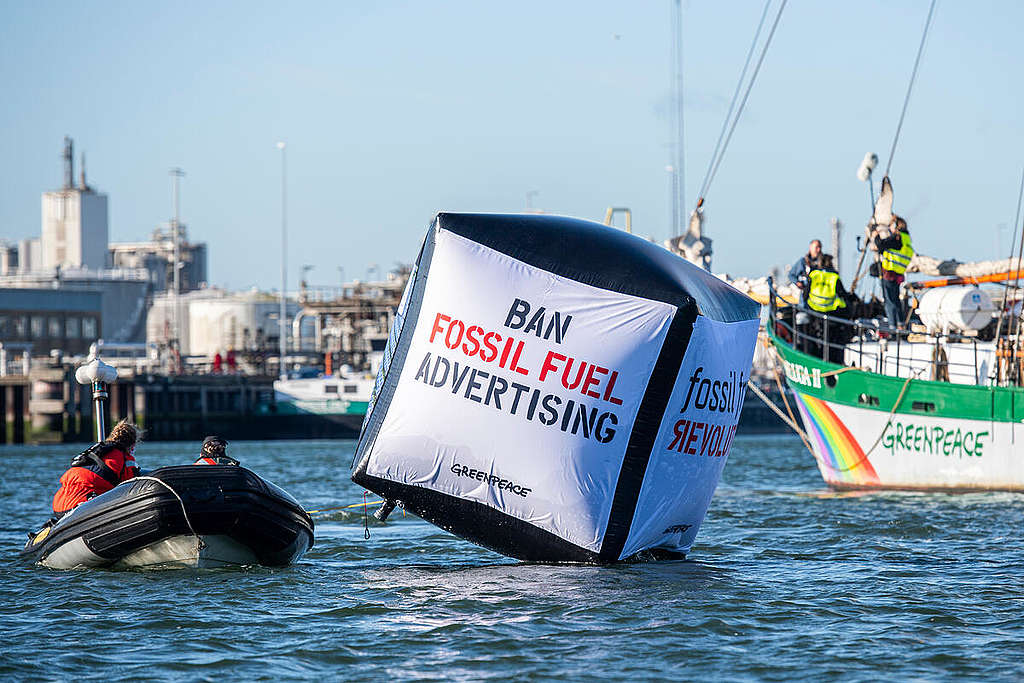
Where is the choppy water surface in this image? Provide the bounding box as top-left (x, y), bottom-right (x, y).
top-left (2, 435), bottom-right (1022, 680)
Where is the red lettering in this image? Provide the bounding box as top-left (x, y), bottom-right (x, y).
top-left (462, 325), bottom-right (483, 357)
top-left (539, 351), bottom-right (565, 382)
top-left (668, 419), bottom-right (688, 451)
top-left (510, 340), bottom-right (529, 376)
top-left (445, 319), bottom-right (465, 349)
top-left (429, 313), bottom-right (451, 343)
top-left (562, 358), bottom-right (587, 390)
top-left (481, 332), bottom-right (500, 362)
top-left (583, 364), bottom-right (605, 398)
top-left (699, 424), bottom-right (715, 455)
top-left (498, 336), bottom-right (515, 368)
top-left (685, 422), bottom-right (702, 455)
top-left (602, 370), bottom-right (624, 405)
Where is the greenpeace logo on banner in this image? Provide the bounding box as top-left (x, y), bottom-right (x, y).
top-left (450, 462), bottom-right (532, 497)
top-left (411, 296), bottom-right (625, 444)
top-left (666, 366), bottom-right (746, 458)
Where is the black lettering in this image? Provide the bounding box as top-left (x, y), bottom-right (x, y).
top-left (526, 389), bottom-right (541, 421)
top-left (465, 369), bottom-right (487, 402)
top-left (415, 352), bottom-right (432, 383)
top-left (504, 298), bottom-right (530, 330)
top-left (508, 382), bottom-right (529, 414)
top-left (484, 375), bottom-right (508, 409)
top-left (523, 307), bottom-right (546, 338)
top-left (682, 367), bottom-right (703, 411)
top-left (596, 412), bottom-right (618, 443)
top-left (560, 399), bottom-right (576, 431)
top-left (451, 362), bottom-right (471, 393)
top-left (430, 356), bottom-right (450, 387)
top-left (571, 404), bottom-right (598, 438)
top-left (539, 394), bottom-right (561, 425)
top-left (695, 379), bottom-right (711, 409)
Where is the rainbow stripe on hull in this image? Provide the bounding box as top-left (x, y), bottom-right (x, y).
top-left (793, 392), bottom-right (880, 486)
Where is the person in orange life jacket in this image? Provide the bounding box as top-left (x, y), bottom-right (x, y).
top-left (51, 419), bottom-right (143, 516)
top-left (871, 215), bottom-right (914, 330)
top-left (194, 435), bottom-right (240, 466)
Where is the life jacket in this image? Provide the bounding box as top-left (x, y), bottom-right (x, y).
top-left (881, 231), bottom-right (914, 275)
top-left (807, 269), bottom-right (846, 313)
top-left (52, 442), bottom-right (139, 514)
top-left (194, 454), bottom-right (240, 466)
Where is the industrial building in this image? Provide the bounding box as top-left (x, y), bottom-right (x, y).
top-left (0, 288), bottom-right (101, 365)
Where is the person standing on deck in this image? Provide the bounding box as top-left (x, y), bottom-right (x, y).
top-left (788, 239), bottom-right (825, 304)
top-left (871, 216), bottom-right (914, 330)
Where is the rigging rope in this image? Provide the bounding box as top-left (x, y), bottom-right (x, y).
top-left (884, 0), bottom-right (938, 177)
top-left (822, 369), bottom-right (921, 473)
top-left (991, 167), bottom-right (1024, 362)
top-left (695, 0), bottom-right (772, 204)
top-left (700, 0), bottom-right (788, 205)
top-left (672, 0), bottom-right (686, 233)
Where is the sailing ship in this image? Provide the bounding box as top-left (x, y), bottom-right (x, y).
top-left (768, 274), bottom-right (1024, 491)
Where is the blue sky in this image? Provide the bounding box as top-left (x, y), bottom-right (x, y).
top-left (2, 1), bottom-right (1022, 291)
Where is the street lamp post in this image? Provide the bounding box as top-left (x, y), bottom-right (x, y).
top-left (277, 141), bottom-right (287, 380)
top-left (170, 168), bottom-right (185, 370)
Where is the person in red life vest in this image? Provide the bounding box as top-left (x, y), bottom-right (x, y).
top-left (194, 435), bottom-right (240, 466)
top-left (51, 419), bottom-right (143, 516)
top-left (213, 351), bottom-right (223, 374)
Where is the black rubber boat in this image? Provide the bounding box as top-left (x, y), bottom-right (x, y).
top-left (22, 465), bottom-right (314, 569)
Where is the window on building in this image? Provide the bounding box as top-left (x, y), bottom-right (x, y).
top-left (0, 315), bottom-right (9, 337)
top-left (82, 317), bottom-right (98, 339)
top-left (66, 317), bottom-right (81, 338)
top-left (13, 316), bottom-right (27, 338)
top-left (30, 316), bottom-right (44, 339)
top-left (48, 317), bottom-right (62, 338)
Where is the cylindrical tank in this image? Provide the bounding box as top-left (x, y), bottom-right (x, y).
top-left (917, 286), bottom-right (995, 333)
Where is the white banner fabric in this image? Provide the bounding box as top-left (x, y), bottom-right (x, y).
top-left (364, 227), bottom-right (675, 552)
top-left (617, 316), bottom-right (760, 560)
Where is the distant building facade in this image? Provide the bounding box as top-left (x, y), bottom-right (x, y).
top-left (0, 288), bottom-right (102, 356)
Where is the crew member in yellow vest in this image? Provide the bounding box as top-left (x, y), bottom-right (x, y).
top-left (805, 255), bottom-right (852, 364)
top-left (871, 215), bottom-right (914, 329)
top-left (807, 268), bottom-right (847, 314)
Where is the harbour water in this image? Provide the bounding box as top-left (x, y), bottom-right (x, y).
top-left (2, 436), bottom-right (1022, 680)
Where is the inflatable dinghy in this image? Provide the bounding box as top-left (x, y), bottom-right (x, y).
top-left (22, 465), bottom-right (314, 569)
top-left (353, 212), bottom-right (760, 563)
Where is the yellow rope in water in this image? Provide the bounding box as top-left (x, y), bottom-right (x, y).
top-left (306, 499), bottom-right (382, 515)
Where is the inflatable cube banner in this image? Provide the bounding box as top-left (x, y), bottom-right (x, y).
top-left (352, 213), bottom-right (760, 563)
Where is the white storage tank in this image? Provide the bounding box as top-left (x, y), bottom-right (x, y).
top-left (916, 286), bottom-right (995, 333)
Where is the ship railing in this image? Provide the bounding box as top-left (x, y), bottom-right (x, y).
top-left (766, 277), bottom-right (989, 386)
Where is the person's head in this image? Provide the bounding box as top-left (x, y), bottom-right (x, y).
top-left (808, 240), bottom-right (822, 259)
top-left (201, 435), bottom-right (228, 457)
top-left (107, 419), bottom-right (142, 454)
top-left (820, 254), bottom-right (836, 272)
top-left (892, 215), bottom-right (908, 232)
